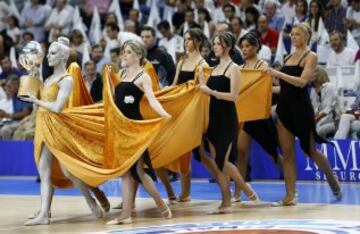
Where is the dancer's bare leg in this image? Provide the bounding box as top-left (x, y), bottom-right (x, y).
top-left (156, 168), bottom-right (177, 203)
top-left (90, 187), bottom-right (110, 212)
top-left (107, 171), bottom-right (135, 225)
top-left (60, 165), bottom-right (102, 218)
top-left (235, 129), bottom-right (252, 200)
top-left (24, 146), bottom-right (53, 226)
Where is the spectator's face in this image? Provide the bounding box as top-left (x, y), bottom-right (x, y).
top-left (31, 0), bottom-right (39, 5)
top-left (213, 37), bottom-right (226, 57)
top-left (246, 12), bottom-right (256, 24)
top-left (330, 0), bottom-right (341, 7)
top-left (23, 34), bottom-right (33, 43)
top-left (195, 0), bottom-right (204, 9)
top-left (295, 1), bottom-right (306, 15)
top-left (223, 6), bottom-right (235, 19)
top-left (124, 24), bottom-right (136, 33)
top-left (106, 14), bottom-right (117, 24)
top-left (310, 68), bottom-right (320, 83)
top-left (110, 52), bottom-right (118, 63)
top-left (85, 64), bottom-right (96, 77)
top-left (216, 23), bottom-right (229, 33)
top-left (240, 39), bottom-right (257, 60)
top-left (201, 45), bottom-right (211, 58)
top-left (351, 0), bottom-right (360, 10)
top-left (198, 12), bottom-right (206, 22)
top-left (122, 45), bottom-right (139, 66)
top-left (4, 81), bottom-right (19, 98)
top-left (159, 27), bottom-right (171, 38)
top-left (176, 0), bottom-right (186, 12)
top-left (1, 58), bottom-right (12, 72)
top-left (184, 32), bottom-right (196, 52)
top-left (106, 27), bottom-right (118, 39)
top-left (310, 2), bottom-right (319, 16)
top-left (141, 30), bottom-right (156, 48)
top-left (231, 18), bottom-right (242, 33)
top-left (56, 0), bottom-right (66, 9)
top-left (91, 47), bottom-right (103, 62)
top-left (71, 35), bottom-right (83, 46)
top-left (129, 10), bottom-right (139, 22)
top-left (185, 11), bottom-right (194, 23)
top-left (330, 34), bottom-right (343, 52)
top-left (265, 3), bottom-right (276, 18)
top-left (257, 16), bottom-right (268, 32)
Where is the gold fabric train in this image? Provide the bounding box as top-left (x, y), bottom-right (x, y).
top-left (33, 63), bottom-right (272, 188)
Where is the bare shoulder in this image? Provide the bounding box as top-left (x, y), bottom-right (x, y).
top-left (304, 52), bottom-right (317, 66)
top-left (139, 72), bottom-right (152, 85)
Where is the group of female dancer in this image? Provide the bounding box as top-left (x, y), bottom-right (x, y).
top-left (23, 22), bottom-right (341, 226)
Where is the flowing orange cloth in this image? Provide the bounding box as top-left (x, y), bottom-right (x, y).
top-left (236, 69), bottom-right (273, 122)
top-left (33, 64), bottom-right (271, 188)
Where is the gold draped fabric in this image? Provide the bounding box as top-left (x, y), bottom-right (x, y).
top-left (32, 63), bottom-right (272, 188)
top-left (236, 69), bottom-right (273, 122)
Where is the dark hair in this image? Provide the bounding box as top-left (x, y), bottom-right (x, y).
top-left (245, 6), bottom-right (260, 25)
top-left (198, 8), bottom-right (212, 22)
top-left (185, 8), bottom-right (195, 15)
top-left (110, 47), bottom-right (120, 55)
top-left (213, 32), bottom-right (236, 52)
top-left (106, 23), bottom-right (120, 32)
top-left (84, 60), bottom-right (96, 67)
top-left (230, 16), bottom-right (244, 27)
top-left (69, 29), bottom-right (84, 42)
top-left (239, 32), bottom-right (262, 52)
top-left (7, 15), bottom-right (19, 27)
top-left (105, 12), bottom-right (118, 25)
top-left (308, 0), bottom-right (324, 32)
top-left (141, 26), bottom-right (156, 37)
top-left (91, 44), bottom-right (102, 51)
top-left (296, 0), bottom-right (308, 15)
top-left (22, 32), bottom-right (34, 40)
top-left (157, 20), bottom-right (171, 31)
top-left (330, 31), bottom-right (344, 40)
top-left (184, 28), bottom-right (205, 51)
top-left (222, 3), bottom-right (236, 12)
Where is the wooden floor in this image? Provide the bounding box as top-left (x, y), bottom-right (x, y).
top-left (1, 195), bottom-right (359, 234)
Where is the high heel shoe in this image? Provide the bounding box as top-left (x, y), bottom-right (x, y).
top-left (207, 206), bottom-right (232, 215)
top-left (168, 196), bottom-right (178, 205)
top-left (177, 195), bottom-right (191, 202)
top-left (161, 206), bottom-right (172, 219)
top-left (271, 197), bottom-right (297, 207)
top-left (333, 190), bottom-right (343, 201)
top-left (247, 184), bottom-right (260, 203)
top-left (106, 217), bottom-right (132, 225)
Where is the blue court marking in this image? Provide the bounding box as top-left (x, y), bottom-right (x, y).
top-left (0, 178), bottom-right (359, 205)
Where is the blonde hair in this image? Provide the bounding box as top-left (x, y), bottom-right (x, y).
top-left (121, 40), bottom-right (147, 66)
top-left (316, 66), bottom-right (330, 84)
top-left (292, 23), bottom-right (312, 44)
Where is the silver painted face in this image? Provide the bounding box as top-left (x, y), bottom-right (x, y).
top-left (47, 43), bottom-right (63, 67)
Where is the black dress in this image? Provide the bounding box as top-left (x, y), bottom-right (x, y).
top-left (114, 71), bottom-right (156, 182)
top-left (241, 60), bottom-right (280, 162)
top-left (276, 51), bottom-right (327, 155)
top-left (205, 62), bottom-right (238, 170)
top-left (176, 58), bottom-right (205, 85)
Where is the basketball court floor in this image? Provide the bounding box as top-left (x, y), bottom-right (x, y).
top-left (0, 177), bottom-right (359, 234)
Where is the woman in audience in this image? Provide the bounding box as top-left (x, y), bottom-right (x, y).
top-left (310, 66), bottom-right (339, 138)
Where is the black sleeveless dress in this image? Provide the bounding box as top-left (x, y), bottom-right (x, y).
top-left (176, 58), bottom-right (205, 85)
top-left (205, 62), bottom-right (238, 170)
top-left (276, 52), bottom-right (327, 155)
top-left (114, 71), bottom-right (156, 182)
top-left (242, 60), bottom-right (280, 162)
